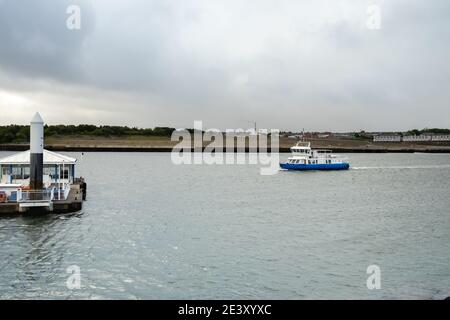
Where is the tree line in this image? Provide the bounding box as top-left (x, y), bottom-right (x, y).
top-left (405, 128), bottom-right (450, 135)
top-left (0, 125), bottom-right (177, 143)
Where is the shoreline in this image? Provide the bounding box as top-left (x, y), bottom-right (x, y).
top-left (2, 144), bottom-right (450, 153)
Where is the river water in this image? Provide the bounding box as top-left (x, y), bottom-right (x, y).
top-left (0, 152), bottom-right (449, 299)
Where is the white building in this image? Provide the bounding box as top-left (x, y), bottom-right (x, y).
top-left (373, 135), bottom-right (402, 142)
top-left (402, 135), bottom-right (432, 142)
top-left (0, 149), bottom-right (76, 186)
top-left (375, 134), bottom-right (450, 142)
top-left (431, 135), bottom-right (450, 141)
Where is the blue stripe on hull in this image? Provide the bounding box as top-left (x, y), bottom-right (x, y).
top-left (280, 163), bottom-right (350, 171)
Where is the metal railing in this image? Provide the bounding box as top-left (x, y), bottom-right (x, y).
top-left (64, 184), bottom-right (70, 200)
top-left (0, 186), bottom-right (74, 203)
top-left (19, 188), bottom-right (55, 202)
top-left (53, 184), bottom-right (71, 201)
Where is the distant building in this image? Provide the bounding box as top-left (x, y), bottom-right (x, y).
top-left (373, 135), bottom-right (402, 142)
top-left (402, 135), bottom-right (431, 142)
top-left (431, 135), bottom-right (450, 141)
top-left (333, 133), bottom-right (354, 139)
top-left (374, 134), bottom-right (450, 142)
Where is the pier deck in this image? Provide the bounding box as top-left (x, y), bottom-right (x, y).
top-left (0, 183), bottom-right (84, 215)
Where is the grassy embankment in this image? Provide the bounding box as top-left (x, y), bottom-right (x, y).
top-left (1, 125), bottom-right (450, 152)
top-left (40, 135), bottom-right (450, 152)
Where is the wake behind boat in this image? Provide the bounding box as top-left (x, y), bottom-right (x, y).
top-left (280, 141), bottom-right (350, 171)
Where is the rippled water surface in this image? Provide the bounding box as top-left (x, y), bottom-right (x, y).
top-left (0, 152), bottom-right (449, 299)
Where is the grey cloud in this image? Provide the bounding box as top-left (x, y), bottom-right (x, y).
top-left (0, 0), bottom-right (95, 83)
top-left (0, 0), bottom-right (449, 131)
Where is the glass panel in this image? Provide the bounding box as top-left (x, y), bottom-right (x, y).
top-left (12, 166), bottom-right (22, 179)
top-left (60, 168), bottom-right (69, 179)
top-left (23, 166), bottom-right (30, 179)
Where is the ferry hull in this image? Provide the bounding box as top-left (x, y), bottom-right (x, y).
top-left (280, 163), bottom-right (350, 171)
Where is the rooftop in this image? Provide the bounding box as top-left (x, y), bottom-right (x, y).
top-left (0, 149), bottom-right (77, 165)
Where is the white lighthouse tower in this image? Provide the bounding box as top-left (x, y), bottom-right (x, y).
top-left (29, 112), bottom-right (44, 191)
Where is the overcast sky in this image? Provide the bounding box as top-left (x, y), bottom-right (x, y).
top-left (0, 0), bottom-right (449, 131)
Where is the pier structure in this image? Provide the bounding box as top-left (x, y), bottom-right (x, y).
top-left (0, 113), bottom-right (86, 215)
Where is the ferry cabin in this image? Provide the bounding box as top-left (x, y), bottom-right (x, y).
top-left (287, 143), bottom-right (341, 165)
top-left (286, 150), bottom-right (343, 165)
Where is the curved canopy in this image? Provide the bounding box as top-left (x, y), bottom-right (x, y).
top-left (0, 150), bottom-right (77, 165)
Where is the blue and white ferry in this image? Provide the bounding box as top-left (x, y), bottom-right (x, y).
top-left (280, 142), bottom-right (349, 171)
